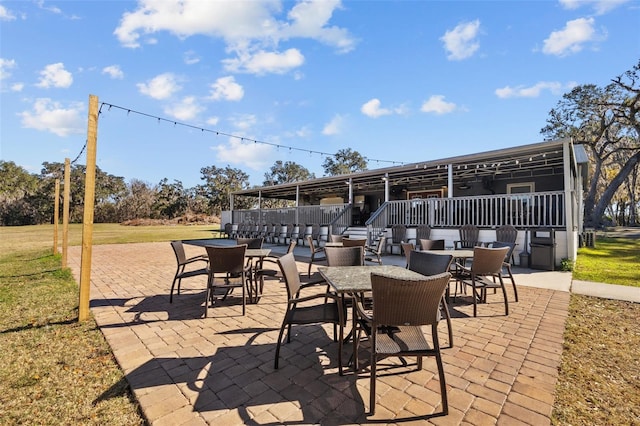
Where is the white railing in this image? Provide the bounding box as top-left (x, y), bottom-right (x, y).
top-left (376, 191), bottom-right (565, 228)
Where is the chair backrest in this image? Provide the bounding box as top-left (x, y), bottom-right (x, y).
top-left (371, 272), bottom-right (451, 327)
top-left (471, 246), bottom-right (510, 275)
top-left (306, 235), bottom-right (317, 251)
top-left (325, 246), bottom-right (364, 266)
top-left (490, 241), bottom-right (516, 262)
top-left (205, 244), bottom-right (247, 275)
top-left (496, 225), bottom-right (517, 244)
top-left (343, 238), bottom-right (367, 248)
top-left (408, 251), bottom-right (453, 276)
top-left (373, 236), bottom-right (386, 254)
top-left (391, 224), bottom-right (407, 243)
top-left (286, 240), bottom-right (297, 254)
top-left (329, 234), bottom-right (344, 243)
top-left (237, 237), bottom-right (263, 249)
top-left (401, 242), bottom-right (415, 264)
top-left (416, 224), bottom-right (432, 241)
top-left (419, 239), bottom-right (445, 251)
top-left (170, 240), bottom-right (187, 265)
top-left (277, 252), bottom-right (302, 299)
top-left (458, 225), bottom-right (479, 247)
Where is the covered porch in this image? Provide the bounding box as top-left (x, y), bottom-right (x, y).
top-left (226, 139), bottom-right (588, 265)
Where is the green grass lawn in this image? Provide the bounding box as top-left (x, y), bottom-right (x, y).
top-left (572, 237), bottom-right (640, 287)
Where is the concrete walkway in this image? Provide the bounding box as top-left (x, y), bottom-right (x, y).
top-left (66, 241), bottom-right (632, 425)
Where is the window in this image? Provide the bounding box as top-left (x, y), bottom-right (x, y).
top-left (507, 182), bottom-right (535, 194)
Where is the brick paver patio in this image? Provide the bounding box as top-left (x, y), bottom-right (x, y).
top-left (68, 242), bottom-right (570, 425)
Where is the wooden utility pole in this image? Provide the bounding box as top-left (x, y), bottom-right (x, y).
top-left (79, 95), bottom-right (99, 322)
top-left (62, 158), bottom-right (70, 267)
top-left (53, 179), bottom-right (60, 254)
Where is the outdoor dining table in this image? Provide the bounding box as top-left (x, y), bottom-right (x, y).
top-left (318, 265), bottom-right (427, 370)
top-left (182, 239), bottom-right (272, 303)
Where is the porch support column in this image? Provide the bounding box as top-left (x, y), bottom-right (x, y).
top-left (230, 193), bottom-right (234, 211)
top-left (384, 173), bottom-right (389, 202)
top-left (258, 190), bottom-right (262, 225)
top-left (563, 140), bottom-right (576, 261)
top-left (448, 164), bottom-right (453, 226)
top-left (295, 185), bottom-right (299, 225)
top-left (347, 178), bottom-right (353, 204)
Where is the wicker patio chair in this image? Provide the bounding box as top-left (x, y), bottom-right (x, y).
top-left (324, 246), bottom-right (365, 267)
top-left (454, 224), bottom-right (480, 249)
top-left (408, 250), bottom-right (455, 347)
top-left (236, 237), bottom-right (264, 249)
top-left (274, 253), bottom-right (345, 374)
top-left (306, 235), bottom-right (326, 277)
top-left (328, 234), bottom-right (344, 243)
top-left (204, 244), bottom-right (250, 317)
top-left (401, 242), bottom-right (415, 268)
top-left (455, 246), bottom-right (511, 317)
top-left (364, 236), bottom-right (386, 265)
top-left (169, 240), bottom-right (209, 303)
top-left (489, 241), bottom-right (518, 302)
top-left (354, 272), bottom-right (451, 415)
top-left (419, 238), bottom-right (445, 251)
top-left (253, 241), bottom-right (297, 299)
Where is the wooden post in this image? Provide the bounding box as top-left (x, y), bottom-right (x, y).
top-left (62, 158), bottom-right (71, 267)
top-left (53, 179), bottom-right (60, 254)
top-left (78, 95), bottom-right (99, 322)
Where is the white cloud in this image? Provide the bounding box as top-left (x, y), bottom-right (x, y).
top-left (113, 0), bottom-right (354, 75)
top-left (11, 82), bottom-right (24, 92)
top-left (420, 95), bottom-right (456, 115)
top-left (0, 4), bottom-right (16, 20)
top-left (361, 98), bottom-right (392, 118)
top-left (19, 98), bottom-right (84, 136)
top-left (223, 48), bottom-right (305, 75)
top-left (184, 50), bottom-right (200, 65)
top-left (559, 0), bottom-right (630, 14)
top-left (542, 18), bottom-right (601, 56)
top-left (163, 96), bottom-right (203, 121)
top-left (229, 113), bottom-right (257, 131)
top-left (322, 114), bottom-right (345, 135)
top-left (440, 20), bottom-right (481, 61)
top-left (213, 137), bottom-right (272, 170)
top-left (36, 63), bottom-right (73, 88)
top-left (102, 65), bottom-right (124, 79)
top-left (209, 76), bottom-right (244, 101)
top-left (495, 81), bottom-right (571, 98)
top-left (137, 73), bottom-right (181, 99)
top-left (36, 0), bottom-right (61, 14)
top-left (206, 116), bottom-right (220, 126)
top-left (0, 58), bottom-right (16, 80)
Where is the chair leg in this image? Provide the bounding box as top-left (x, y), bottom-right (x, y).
top-left (170, 275), bottom-right (179, 303)
top-left (499, 277), bottom-right (509, 316)
top-left (435, 349), bottom-right (448, 415)
top-left (440, 297), bottom-right (454, 348)
top-left (369, 352), bottom-right (377, 415)
top-left (274, 317), bottom-right (288, 369)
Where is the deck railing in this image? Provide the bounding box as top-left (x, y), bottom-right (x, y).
top-left (229, 192), bottom-right (565, 241)
top-left (366, 191), bottom-right (565, 229)
top-left (232, 203), bottom-right (349, 227)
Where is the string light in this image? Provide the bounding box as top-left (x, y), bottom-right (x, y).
top-left (100, 101), bottom-right (405, 166)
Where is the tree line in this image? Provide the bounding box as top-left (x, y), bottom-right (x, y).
top-left (0, 149), bottom-right (368, 226)
top-left (1, 62), bottom-right (638, 227)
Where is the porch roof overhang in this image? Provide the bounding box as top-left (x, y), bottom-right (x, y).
top-left (233, 138), bottom-right (577, 201)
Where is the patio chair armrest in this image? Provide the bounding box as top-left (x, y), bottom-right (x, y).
top-left (291, 291), bottom-right (339, 304)
top-left (184, 256), bottom-right (209, 265)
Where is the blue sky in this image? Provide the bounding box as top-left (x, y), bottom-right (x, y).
top-left (1, 0), bottom-right (638, 188)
